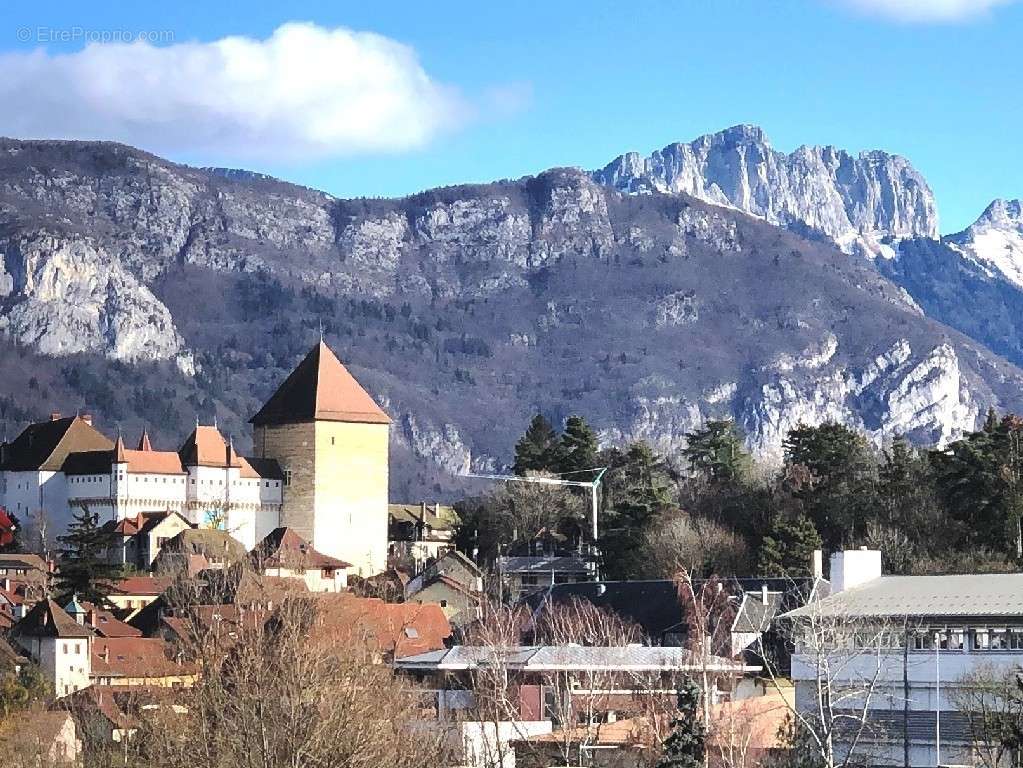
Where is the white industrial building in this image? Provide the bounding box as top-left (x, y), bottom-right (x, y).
top-left (783, 548), bottom-right (1023, 767)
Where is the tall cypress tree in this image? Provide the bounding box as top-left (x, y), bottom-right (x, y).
top-left (513, 414), bottom-right (561, 475)
top-left (54, 507), bottom-right (122, 605)
top-left (656, 676), bottom-right (705, 768)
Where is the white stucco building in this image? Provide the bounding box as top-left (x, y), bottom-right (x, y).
top-left (783, 548), bottom-right (1023, 767)
top-left (1, 342), bottom-right (392, 574)
top-left (0, 416), bottom-right (284, 552)
top-left (9, 599), bottom-right (93, 698)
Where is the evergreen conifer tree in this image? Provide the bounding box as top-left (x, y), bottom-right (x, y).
top-left (54, 507), bottom-right (122, 605)
top-left (757, 512), bottom-right (823, 577)
top-left (559, 415), bottom-right (599, 477)
top-left (656, 676), bottom-right (705, 768)
top-left (682, 420), bottom-right (753, 486)
top-left (513, 414), bottom-right (561, 475)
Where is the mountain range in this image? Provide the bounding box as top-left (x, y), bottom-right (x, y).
top-left (1, 127), bottom-right (1022, 500)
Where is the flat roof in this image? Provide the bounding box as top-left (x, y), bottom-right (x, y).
top-left (395, 645), bottom-right (758, 673)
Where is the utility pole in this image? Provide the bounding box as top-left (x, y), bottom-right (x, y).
top-left (464, 468), bottom-right (609, 541)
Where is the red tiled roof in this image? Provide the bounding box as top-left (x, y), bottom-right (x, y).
top-left (91, 637), bottom-right (195, 679)
top-left (312, 594), bottom-right (450, 658)
top-left (82, 602), bottom-right (142, 638)
top-left (253, 527), bottom-right (351, 571)
top-left (0, 587), bottom-right (25, 606)
top-left (11, 599), bottom-right (93, 639)
top-left (122, 449), bottom-right (186, 475)
top-left (178, 425), bottom-right (243, 468)
top-left (111, 576), bottom-right (173, 597)
top-left (250, 342), bottom-right (390, 426)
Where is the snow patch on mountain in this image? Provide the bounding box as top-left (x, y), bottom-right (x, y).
top-left (945, 199), bottom-right (1023, 289)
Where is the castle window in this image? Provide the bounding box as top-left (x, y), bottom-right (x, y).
top-left (331, 437), bottom-right (335, 446)
top-left (283, 471), bottom-right (292, 488)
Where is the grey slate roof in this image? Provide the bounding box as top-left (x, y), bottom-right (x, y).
top-left (781, 573), bottom-right (1023, 620)
top-left (394, 644), bottom-right (756, 673)
top-left (733, 591), bottom-right (784, 633)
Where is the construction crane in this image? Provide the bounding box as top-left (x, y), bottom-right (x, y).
top-left (463, 467), bottom-right (609, 541)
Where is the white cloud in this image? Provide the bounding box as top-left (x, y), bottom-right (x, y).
top-left (0, 22), bottom-right (472, 161)
top-left (832, 0), bottom-right (1018, 22)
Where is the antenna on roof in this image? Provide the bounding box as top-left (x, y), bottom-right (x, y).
top-left (195, 415), bottom-right (200, 429)
top-left (213, 414), bottom-right (218, 429)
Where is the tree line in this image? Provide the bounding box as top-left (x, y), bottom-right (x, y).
top-left (456, 409), bottom-right (1023, 580)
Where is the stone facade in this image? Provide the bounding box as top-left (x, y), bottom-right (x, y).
top-left (253, 420), bottom-right (388, 576)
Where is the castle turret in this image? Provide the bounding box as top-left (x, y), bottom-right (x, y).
top-left (250, 342), bottom-right (390, 576)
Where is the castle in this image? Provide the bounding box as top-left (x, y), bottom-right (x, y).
top-left (0, 342), bottom-right (389, 575)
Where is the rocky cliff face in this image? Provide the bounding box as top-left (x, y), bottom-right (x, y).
top-left (875, 198), bottom-right (1023, 375)
top-left (593, 124), bottom-right (939, 257)
top-left (0, 137), bottom-right (1019, 499)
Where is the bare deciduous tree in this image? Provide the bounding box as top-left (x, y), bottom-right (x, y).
top-left (646, 514), bottom-right (751, 579)
top-left (126, 595), bottom-right (455, 768)
top-left (494, 472), bottom-right (585, 541)
top-left (949, 663), bottom-right (1023, 768)
top-left (755, 594), bottom-right (899, 768)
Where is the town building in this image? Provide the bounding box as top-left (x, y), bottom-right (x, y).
top-left (396, 645), bottom-right (760, 768)
top-left (0, 341), bottom-right (393, 576)
top-left (388, 502), bottom-right (457, 572)
top-left (781, 548), bottom-right (1023, 767)
top-left (251, 526), bottom-right (350, 592)
top-left (9, 599), bottom-right (93, 697)
top-left (0, 552), bottom-right (50, 602)
top-left (3, 710), bottom-right (81, 764)
top-left (102, 510), bottom-right (194, 571)
top-left (250, 342), bottom-right (391, 575)
top-left (525, 576), bottom-right (827, 660)
top-left (105, 576), bottom-right (174, 614)
top-left (9, 596), bottom-right (194, 698)
top-left (497, 529), bottom-right (602, 601)
top-left (405, 549), bottom-right (483, 627)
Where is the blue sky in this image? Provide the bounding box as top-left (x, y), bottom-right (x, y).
top-left (1, 0), bottom-right (1021, 232)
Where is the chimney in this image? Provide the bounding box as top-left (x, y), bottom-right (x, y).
top-left (101, 645), bottom-right (109, 663)
top-left (811, 549), bottom-right (823, 580)
top-left (49, 412), bottom-right (61, 422)
top-left (80, 413), bottom-right (93, 426)
top-left (761, 583), bottom-right (769, 604)
top-left (830, 547), bottom-right (882, 594)
top-left (88, 609), bottom-right (97, 627)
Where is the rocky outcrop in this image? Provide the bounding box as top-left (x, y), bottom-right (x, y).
top-left (0, 230), bottom-right (193, 373)
top-left (593, 124), bottom-right (938, 257)
top-left (740, 339), bottom-right (977, 459)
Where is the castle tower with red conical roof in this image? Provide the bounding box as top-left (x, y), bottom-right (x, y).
top-left (250, 342), bottom-right (390, 575)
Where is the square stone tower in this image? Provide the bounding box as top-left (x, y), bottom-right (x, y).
top-left (250, 342), bottom-right (390, 576)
